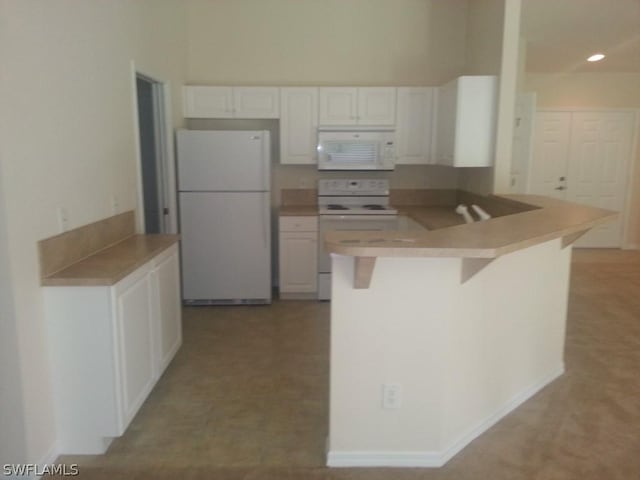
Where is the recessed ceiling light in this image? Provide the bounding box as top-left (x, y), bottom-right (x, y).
top-left (587, 53), bottom-right (605, 62)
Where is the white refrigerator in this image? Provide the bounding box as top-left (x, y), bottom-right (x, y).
top-left (176, 129), bottom-right (271, 304)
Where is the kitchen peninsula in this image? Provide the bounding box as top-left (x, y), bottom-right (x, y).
top-left (325, 195), bottom-right (616, 468)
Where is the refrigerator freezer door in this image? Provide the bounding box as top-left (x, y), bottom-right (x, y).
top-left (177, 130), bottom-right (270, 192)
top-left (179, 191), bottom-right (271, 302)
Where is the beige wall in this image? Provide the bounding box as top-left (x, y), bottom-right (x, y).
top-left (186, 0), bottom-right (468, 195)
top-left (0, 154), bottom-right (27, 466)
top-left (186, 0), bottom-right (468, 86)
top-left (0, 0), bottom-right (187, 465)
top-left (525, 73), bottom-right (640, 246)
top-left (458, 0), bottom-right (508, 195)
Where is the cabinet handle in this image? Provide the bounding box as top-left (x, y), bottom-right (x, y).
top-left (555, 186), bottom-right (566, 191)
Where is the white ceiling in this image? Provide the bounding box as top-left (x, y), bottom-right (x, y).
top-left (521, 0), bottom-right (640, 73)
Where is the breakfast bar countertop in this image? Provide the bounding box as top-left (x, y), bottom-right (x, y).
top-left (325, 195), bottom-right (617, 259)
top-left (42, 234), bottom-right (180, 287)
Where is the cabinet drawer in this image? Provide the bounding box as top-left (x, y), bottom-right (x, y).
top-left (280, 216), bottom-right (318, 232)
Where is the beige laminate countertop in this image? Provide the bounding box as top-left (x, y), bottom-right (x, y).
top-left (42, 234), bottom-right (180, 286)
top-left (325, 195), bottom-right (617, 259)
top-left (398, 206), bottom-right (465, 230)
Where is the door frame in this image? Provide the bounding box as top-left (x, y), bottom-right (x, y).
top-left (533, 107), bottom-right (639, 249)
top-left (130, 60), bottom-right (178, 234)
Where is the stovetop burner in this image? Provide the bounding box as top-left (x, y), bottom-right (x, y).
top-left (317, 179), bottom-right (397, 215)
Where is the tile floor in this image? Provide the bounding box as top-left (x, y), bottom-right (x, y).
top-left (54, 249), bottom-right (640, 479)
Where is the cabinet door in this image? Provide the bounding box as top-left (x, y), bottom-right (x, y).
top-left (183, 86), bottom-right (234, 118)
top-left (151, 246), bottom-right (182, 377)
top-left (279, 232), bottom-right (318, 293)
top-left (280, 87), bottom-right (319, 164)
top-left (233, 87), bottom-right (280, 118)
top-left (396, 87), bottom-right (433, 164)
top-left (319, 88), bottom-right (358, 125)
top-left (357, 87), bottom-right (396, 125)
top-left (114, 268), bottom-right (154, 430)
top-left (434, 80), bottom-right (457, 166)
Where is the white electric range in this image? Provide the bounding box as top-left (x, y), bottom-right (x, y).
top-left (317, 179), bottom-right (424, 300)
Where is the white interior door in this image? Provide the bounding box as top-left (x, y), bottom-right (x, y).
top-left (529, 112), bottom-right (571, 199)
top-left (567, 112), bottom-right (635, 248)
top-left (529, 110), bottom-right (635, 248)
top-left (511, 93), bottom-right (536, 193)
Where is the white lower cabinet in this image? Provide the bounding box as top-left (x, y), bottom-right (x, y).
top-left (45, 244), bottom-right (182, 454)
top-left (279, 216), bottom-right (318, 296)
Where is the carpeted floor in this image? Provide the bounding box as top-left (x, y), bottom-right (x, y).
top-left (53, 248), bottom-right (640, 479)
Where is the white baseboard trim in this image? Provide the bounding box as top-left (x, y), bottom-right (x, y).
top-left (327, 364), bottom-right (565, 468)
top-left (327, 450), bottom-right (443, 468)
top-left (438, 364), bottom-right (564, 466)
top-left (26, 442), bottom-right (58, 480)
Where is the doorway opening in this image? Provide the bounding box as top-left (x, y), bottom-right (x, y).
top-left (133, 71), bottom-right (175, 234)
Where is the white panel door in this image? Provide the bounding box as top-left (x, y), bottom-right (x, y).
top-left (567, 112), bottom-right (635, 247)
top-left (280, 87), bottom-right (319, 164)
top-left (529, 112), bottom-right (571, 199)
top-left (151, 247), bottom-right (182, 376)
top-left (179, 191), bottom-right (271, 301)
top-left (357, 88), bottom-right (396, 125)
top-left (395, 87), bottom-right (434, 164)
top-left (279, 232), bottom-right (318, 293)
top-left (176, 130), bottom-right (269, 191)
top-left (511, 93), bottom-right (536, 193)
top-left (319, 88), bottom-right (358, 125)
top-left (115, 270), bottom-right (154, 429)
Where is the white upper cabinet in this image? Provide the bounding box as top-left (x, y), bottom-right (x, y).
top-left (434, 76), bottom-right (498, 167)
top-left (183, 86), bottom-right (234, 118)
top-left (280, 87), bottom-right (319, 164)
top-left (183, 86), bottom-right (280, 119)
top-left (319, 87), bottom-right (358, 125)
top-left (233, 87), bottom-right (280, 118)
top-left (319, 87), bottom-right (396, 126)
top-left (357, 88), bottom-right (397, 125)
top-left (395, 87), bottom-right (434, 165)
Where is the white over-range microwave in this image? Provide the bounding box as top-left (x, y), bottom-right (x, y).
top-left (317, 127), bottom-right (396, 171)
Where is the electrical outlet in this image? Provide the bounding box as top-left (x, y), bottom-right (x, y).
top-left (382, 383), bottom-right (402, 409)
top-left (57, 207), bottom-right (69, 233)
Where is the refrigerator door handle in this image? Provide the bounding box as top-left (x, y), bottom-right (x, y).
top-left (260, 131), bottom-right (270, 191)
top-left (262, 199), bottom-right (268, 246)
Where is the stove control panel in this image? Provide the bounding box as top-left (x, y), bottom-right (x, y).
top-left (318, 179), bottom-right (389, 196)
